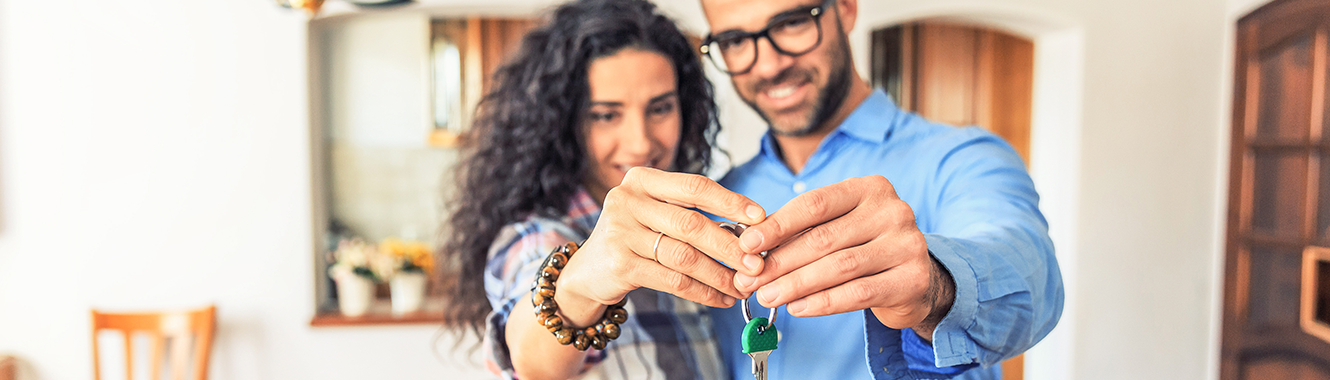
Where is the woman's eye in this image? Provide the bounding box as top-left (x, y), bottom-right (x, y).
top-left (649, 102), bottom-right (675, 116)
top-left (589, 112), bottom-right (618, 123)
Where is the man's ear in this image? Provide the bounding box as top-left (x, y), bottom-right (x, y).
top-left (836, 0), bottom-right (858, 35)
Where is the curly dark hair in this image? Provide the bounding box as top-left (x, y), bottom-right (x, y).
top-left (441, 0), bottom-right (720, 336)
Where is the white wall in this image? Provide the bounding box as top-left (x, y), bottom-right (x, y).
top-left (0, 1), bottom-right (488, 379)
top-left (0, 0), bottom-right (1258, 380)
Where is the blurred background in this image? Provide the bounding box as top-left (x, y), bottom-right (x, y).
top-left (0, 0), bottom-right (1324, 379)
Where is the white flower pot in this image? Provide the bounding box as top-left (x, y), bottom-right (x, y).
top-left (336, 275), bottom-right (375, 317)
top-left (390, 271), bottom-right (427, 315)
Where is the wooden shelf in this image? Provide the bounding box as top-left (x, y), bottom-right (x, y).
top-left (309, 299), bottom-right (447, 327)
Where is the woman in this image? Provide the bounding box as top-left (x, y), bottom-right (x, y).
top-left (441, 0), bottom-right (766, 379)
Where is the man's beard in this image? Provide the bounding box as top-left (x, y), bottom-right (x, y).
top-left (742, 28), bottom-right (854, 137)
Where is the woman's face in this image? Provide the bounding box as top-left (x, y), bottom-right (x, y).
top-left (582, 48), bottom-right (683, 203)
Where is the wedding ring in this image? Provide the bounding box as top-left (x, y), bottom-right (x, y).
top-left (652, 232), bottom-right (665, 265)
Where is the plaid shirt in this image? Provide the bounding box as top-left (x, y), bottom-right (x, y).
top-left (483, 188), bottom-right (726, 380)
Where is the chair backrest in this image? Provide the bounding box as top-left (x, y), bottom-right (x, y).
top-left (0, 355), bottom-right (15, 380)
top-left (90, 305), bottom-right (216, 380)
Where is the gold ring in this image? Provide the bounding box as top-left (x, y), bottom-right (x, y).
top-left (652, 232), bottom-right (665, 265)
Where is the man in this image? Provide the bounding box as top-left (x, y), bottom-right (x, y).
top-left (696, 0), bottom-right (1064, 378)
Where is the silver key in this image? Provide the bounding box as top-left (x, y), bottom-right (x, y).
top-left (741, 297), bottom-right (778, 380)
top-left (747, 349), bottom-right (772, 380)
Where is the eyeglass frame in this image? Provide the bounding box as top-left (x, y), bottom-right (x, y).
top-left (698, 0), bottom-right (835, 76)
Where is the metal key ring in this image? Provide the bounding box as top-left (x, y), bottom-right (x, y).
top-left (741, 296), bottom-right (778, 329)
top-left (718, 222), bottom-right (768, 258)
top-left (720, 222), bottom-right (776, 329)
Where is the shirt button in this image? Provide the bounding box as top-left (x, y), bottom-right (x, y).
top-left (792, 181), bottom-right (807, 193)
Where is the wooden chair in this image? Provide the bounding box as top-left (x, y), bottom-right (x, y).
top-left (0, 355), bottom-right (16, 380)
top-left (90, 305), bottom-right (216, 380)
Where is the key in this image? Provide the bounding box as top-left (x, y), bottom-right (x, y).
top-left (742, 316), bottom-right (778, 380)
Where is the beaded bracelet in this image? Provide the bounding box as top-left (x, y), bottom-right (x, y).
top-left (531, 242), bottom-right (628, 351)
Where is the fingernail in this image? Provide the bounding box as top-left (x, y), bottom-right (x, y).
top-left (745, 205), bottom-right (764, 222)
top-left (758, 286), bottom-right (780, 304)
top-left (742, 254), bottom-right (762, 272)
top-left (788, 299), bottom-right (807, 314)
top-left (735, 272), bottom-right (757, 289)
top-left (740, 229), bottom-right (764, 252)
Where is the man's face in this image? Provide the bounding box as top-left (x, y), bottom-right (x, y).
top-left (701, 0), bottom-right (855, 136)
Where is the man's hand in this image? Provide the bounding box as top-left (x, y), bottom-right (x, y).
top-left (731, 175), bottom-right (955, 339)
top-left (555, 167), bottom-right (767, 327)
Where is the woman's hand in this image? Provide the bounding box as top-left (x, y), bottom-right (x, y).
top-left (553, 167), bottom-right (767, 326)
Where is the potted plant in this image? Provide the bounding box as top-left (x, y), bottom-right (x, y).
top-left (328, 239), bottom-right (390, 317)
top-left (379, 238), bottom-right (435, 315)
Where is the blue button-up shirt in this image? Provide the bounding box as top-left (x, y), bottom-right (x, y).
top-left (711, 90), bottom-right (1064, 380)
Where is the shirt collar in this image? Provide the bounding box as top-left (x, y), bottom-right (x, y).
top-left (834, 89), bottom-right (899, 144)
top-left (757, 89), bottom-right (901, 161)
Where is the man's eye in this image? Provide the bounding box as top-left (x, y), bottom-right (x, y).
top-left (772, 16), bottom-right (812, 32)
top-left (718, 37), bottom-right (747, 51)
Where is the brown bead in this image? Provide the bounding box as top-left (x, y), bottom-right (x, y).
top-left (543, 314), bottom-right (563, 332)
top-left (541, 265), bottom-right (560, 281)
top-left (530, 290), bottom-right (544, 307)
top-left (554, 327), bottom-right (575, 345)
top-left (573, 332), bottom-right (591, 351)
top-left (538, 298), bottom-right (558, 316)
top-left (564, 242), bottom-right (580, 256)
top-left (590, 335), bottom-right (607, 350)
top-left (536, 286), bottom-right (556, 299)
top-left (606, 307), bottom-right (628, 324)
top-left (598, 321), bottom-right (621, 339)
top-left (536, 277), bottom-right (554, 289)
top-left (611, 297), bottom-right (628, 308)
top-left (549, 252), bottom-right (568, 268)
top-left (583, 326), bottom-right (598, 339)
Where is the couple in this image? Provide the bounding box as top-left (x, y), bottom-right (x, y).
top-left (442, 0), bottom-right (1064, 379)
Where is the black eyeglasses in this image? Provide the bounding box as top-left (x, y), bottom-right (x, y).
top-left (699, 0), bottom-right (832, 76)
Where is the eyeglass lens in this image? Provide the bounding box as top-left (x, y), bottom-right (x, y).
top-left (705, 10), bottom-right (822, 74)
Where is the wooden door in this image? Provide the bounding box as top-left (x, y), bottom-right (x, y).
top-left (872, 22), bottom-right (1033, 164)
top-left (1221, 0), bottom-right (1330, 379)
top-left (871, 21), bottom-right (1034, 380)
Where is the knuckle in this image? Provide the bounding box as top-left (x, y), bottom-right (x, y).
top-left (674, 211), bottom-right (708, 237)
top-left (624, 166), bottom-right (647, 183)
top-left (803, 225), bottom-right (838, 253)
top-left (866, 175), bottom-right (893, 191)
top-left (605, 254), bottom-right (631, 277)
top-left (848, 281), bottom-right (878, 305)
top-left (603, 187), bottom-right (626, 208)
top-left (802, 191), bottom-right (830, 219)
top-left (664, 270), bottom-right (691, 293)
top-left (680, 174), bottom-right (711, 197)
top-left (831, 248), bottom-right (862, 275)
top-left (904, 232), bottom-right (928, 255)
top-left (669, 243), bottom-right (700, 270)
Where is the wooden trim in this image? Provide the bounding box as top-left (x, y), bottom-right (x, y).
top-left (309, 311), bottom-right (446, 327)
top-left (1302, 246), bottom-right (1330, 344)
top-left (309, 299), bottom-right (448, 327)
top-left (900, 24), bottom-right (914, 111)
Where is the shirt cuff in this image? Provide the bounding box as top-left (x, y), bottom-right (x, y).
top-left (922, 234), bottom-right (981, 367)
top-left (863, 311), bottom-right (977, 379)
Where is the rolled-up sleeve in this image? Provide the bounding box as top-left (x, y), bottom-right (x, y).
top-left (482, 219), bottom-right (602, 379)
top-left (866, 129), bottom-right (1064, 378)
